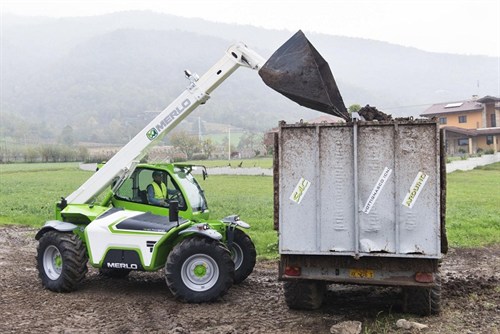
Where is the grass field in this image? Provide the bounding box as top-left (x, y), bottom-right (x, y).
top-left (445, 162), bottom-right (500, 247)
top-left (0, 162), bottom-right (499, 258)
top-left (0, 163), bottom-right (92, 226)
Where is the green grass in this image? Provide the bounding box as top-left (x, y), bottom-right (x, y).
top-left (0, 163), bottom-right (276, 258)
top-left (187, 157), bottom-right (273, 169)
top-left (0, 163), bottom-right (93, 226)
top-left (198, 175), bottom-right (275, 258)
top-left (445, 162), bottom-right (500, 247)
top-left (0, 162), bottom-right (498, 259)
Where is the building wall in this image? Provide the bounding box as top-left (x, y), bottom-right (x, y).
top-left (477, 135), bottom-right (498, 152)
top-left (445, 131), bottom-right (472, 155)
top-left (438, 110), bottom-right (483, 129)
top-left (484, 103), bottom-right (498, 127)
top-left (445, 133), bottom-right (499, 155)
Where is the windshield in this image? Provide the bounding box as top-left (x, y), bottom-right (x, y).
top-left (173, 167), bottom-right (208, 212)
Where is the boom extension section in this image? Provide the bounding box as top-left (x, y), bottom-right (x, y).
top-left (65, 43), bottom-right (265, 205)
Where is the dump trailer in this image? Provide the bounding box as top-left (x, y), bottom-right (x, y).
top-left (274, 118), bottom-right (447, 315)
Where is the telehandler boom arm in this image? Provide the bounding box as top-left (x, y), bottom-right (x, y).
top-left (65, 43), bottom-right (265, 204)
top-left (65, 30), bottom-right (348, 205)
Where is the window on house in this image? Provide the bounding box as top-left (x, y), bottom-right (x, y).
top-left (439, 117), bottom-right (447, 124)
top-left (491, 114), bottom-right (497, 127)
top-left (458, 115), bottom-right (467, 123)
top-left (486, 135), bottom-right (494, 145)
top-left (458, 138), bottom-right (469, 146)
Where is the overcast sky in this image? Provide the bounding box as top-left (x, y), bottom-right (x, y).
top-left (1, 0), bottom-right (500, 57)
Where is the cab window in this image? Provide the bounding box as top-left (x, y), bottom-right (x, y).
top-left (114, 168), bottom-right (185, 208)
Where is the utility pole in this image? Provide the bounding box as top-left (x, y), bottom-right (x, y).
top-left (228, 127), bottom-right (231, 160)
top-left (198, 117), bottom-right (202, 142)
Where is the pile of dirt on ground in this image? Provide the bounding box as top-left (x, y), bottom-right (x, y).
top-left (0, 226), bottom-right (498, 333)
top-left (358, 105), bottom-right (392, 121)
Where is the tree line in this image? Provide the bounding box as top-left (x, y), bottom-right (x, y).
top-left (0, 144), bottom-right (90, 164)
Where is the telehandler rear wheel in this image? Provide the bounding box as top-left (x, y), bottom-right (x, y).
top-left (165, 237), bottom-right (234, 303)
top-left (229, 229), bottom-right (256, 284)
top-left (36, 231), bottom-right (88, 292)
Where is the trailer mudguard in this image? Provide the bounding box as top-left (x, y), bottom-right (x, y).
top-left (35, 220), bottom-right (78, 240)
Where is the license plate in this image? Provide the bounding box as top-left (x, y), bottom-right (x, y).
top-left (349, 269), bottom-right (374, 279)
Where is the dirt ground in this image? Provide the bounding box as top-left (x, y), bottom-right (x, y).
top-left (0, 226), bottom-right (498, 334)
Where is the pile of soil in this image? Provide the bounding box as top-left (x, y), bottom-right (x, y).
top-left (0, 226), bottom-right (498, 333)
top-left (358, 105), bottom-right (392, 121)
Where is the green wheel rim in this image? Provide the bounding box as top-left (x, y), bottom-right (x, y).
top-left (181, 254), bottom-right (219, 292)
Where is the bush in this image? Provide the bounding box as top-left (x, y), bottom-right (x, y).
top-left (172, 156), bottom-right (187, 162)
top-left (191, 153), bottom-right (208, 160)
top-left (484, 148), bottom-right (495, 155)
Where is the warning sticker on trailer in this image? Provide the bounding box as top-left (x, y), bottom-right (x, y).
top-left (290, 177), bottom-right (311, 204)
top-left (362, 167), bottom-right (393, 214)
top-left (402, 172), bottom-right (429, 208)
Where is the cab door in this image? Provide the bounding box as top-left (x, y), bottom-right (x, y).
top-left (111, 168), bottom-right (187, 216)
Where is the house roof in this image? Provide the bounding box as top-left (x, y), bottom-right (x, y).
top-left (420, 99), bottom-right (483, 116)
top-left (443, 126), bottom-right (500, 137)
top-left (477, 95), bottom-right (500, 103)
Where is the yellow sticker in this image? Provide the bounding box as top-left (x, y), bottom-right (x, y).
top-left (402, 172), bottom-right (429, 208)
top-left (290, 177), bottom-right (311, 204)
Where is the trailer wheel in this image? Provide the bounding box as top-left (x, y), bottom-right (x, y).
top-left (99, 268), bottom-right (131, 279)
top-left (229, 229), bottom-right (256, 284)
top-left (165, 237), bottom-right (234, 303)
top-left (403, 274), bottom-right (441, 315)
top-left (284, 280), bottom-right (326, 310)
top-left (36, 231), bottom-right (88, 292)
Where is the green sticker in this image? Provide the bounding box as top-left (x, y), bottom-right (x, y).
top-left (146, 128), bottom-right (158, 141)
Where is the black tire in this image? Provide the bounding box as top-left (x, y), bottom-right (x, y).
top-left (403, 274), bottom-right (441, 316)
top-left (36, 231), bottom-right (88, 292)
top-left (284, 280), bottom-right (327, 310)
top-left (228, 229), bottom-right (256, 284)
top-left (165, 237), bottom-right (234, 303)
top-left (99, 268), bottom-right (131, 279)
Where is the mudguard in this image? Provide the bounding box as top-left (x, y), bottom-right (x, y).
top-left (35, 220), bottom-right (78, 240)
top-left (178, 223), bottom-right (223, 240)
top-left (221, 215), bottom-right (250, 229)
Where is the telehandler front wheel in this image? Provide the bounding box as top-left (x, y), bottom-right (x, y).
top-left (36, 231), bottom-right (88, 292)
top-left (165, 237), bottom-right (234, 303)
top-left (229, 229), bottom-right (256, 284)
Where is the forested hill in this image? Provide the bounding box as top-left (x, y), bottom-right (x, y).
top-left (1, 11), bottom-right (498, 144)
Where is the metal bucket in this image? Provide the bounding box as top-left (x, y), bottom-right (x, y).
top-left (259, 30), bottom-right (349, 121)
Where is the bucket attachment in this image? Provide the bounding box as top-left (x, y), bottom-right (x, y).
top-left (259, 30), bottom-right (349, 121)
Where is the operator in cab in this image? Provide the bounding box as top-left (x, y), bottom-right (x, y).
top-left (147, 171), bottom-right (168, 206)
